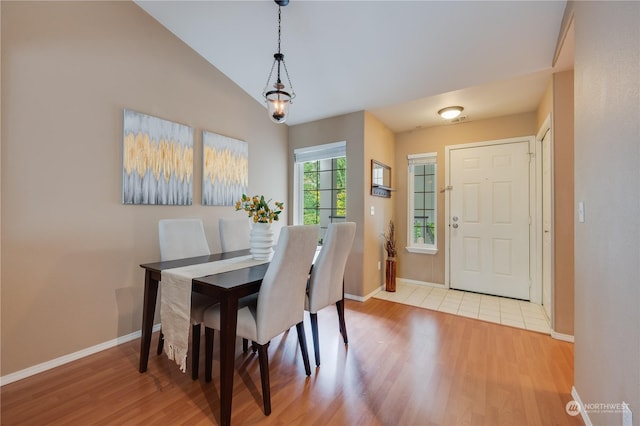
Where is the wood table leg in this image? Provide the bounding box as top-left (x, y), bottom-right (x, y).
top-left (219, 295), bottom-right (239, 426)
top-left (139, 271), bottom-right (159, 373)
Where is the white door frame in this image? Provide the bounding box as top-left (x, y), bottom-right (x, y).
top-left (536, 114), bottom-right (553, 317)
top-left (444, 136), bottom-right (539, 302)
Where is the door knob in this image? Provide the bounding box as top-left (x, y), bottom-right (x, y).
top-left (452, 216), bottom-right (459, 222)
top-left (452, 223), bottom-right (459, 229)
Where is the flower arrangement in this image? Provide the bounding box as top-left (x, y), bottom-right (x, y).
top-left (383, 220), bottom-right (397, 258)
top-left (235, 194), bottom-right (284, 223)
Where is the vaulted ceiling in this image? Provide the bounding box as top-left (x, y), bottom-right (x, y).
top-left (135, 1), bottom-right (572, 133)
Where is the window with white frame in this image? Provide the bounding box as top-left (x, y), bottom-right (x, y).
top-left (293, 141), bottom-right (346, 245)
top-left (407, 153), bottom-right (438, 254)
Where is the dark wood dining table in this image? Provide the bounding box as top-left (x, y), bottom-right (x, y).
top-left (139, 249), bottom-right (269, 426)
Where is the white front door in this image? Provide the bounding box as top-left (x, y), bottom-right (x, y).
top-left (449, 140), bottom-right (531, 300)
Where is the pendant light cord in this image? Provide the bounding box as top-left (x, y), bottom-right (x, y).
top-left (277, 6), bottom-right (282, 55)
top-left (279, 5), bottom-right (295, 100)
top-left (261, 4), bottom-right (295, 100)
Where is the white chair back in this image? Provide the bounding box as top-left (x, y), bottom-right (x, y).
top-left (158, 219), bottom-right (211, 261)
top-left (307, 222), bottom-right (356, 313)
top-left (255, 225), bottom-right (319, 344)
top-left (218, 218), bottom-right (251, 252)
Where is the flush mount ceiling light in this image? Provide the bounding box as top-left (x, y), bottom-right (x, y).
top-left (438, 106), bottom-right (464, 120)
top-left (262, 0), bottom-right (295, 124)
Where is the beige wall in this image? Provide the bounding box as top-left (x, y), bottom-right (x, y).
top-left (537, 77), bottom-right (554, 128)
top-left (551, 70), bottom-right (575, 336)
top-left (288, 112), bottom-right (365, 297)
top-left (394, 113), bottom-right (537, 284)
top-left (0, 3), bottom-right (3, 337)
top-left (363, 112), bottom-right (395, 296)
top-left (535, 71), bottom-right (576, 337)
top-left (288, 112), bottom-right (395, 298)
top-left (1, 1), bottom-right (288, 376)
top-left (572, 1), bottom-right (640, 423)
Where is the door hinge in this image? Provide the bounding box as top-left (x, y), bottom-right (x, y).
top-left (528, 152), bottom-right (535, 162)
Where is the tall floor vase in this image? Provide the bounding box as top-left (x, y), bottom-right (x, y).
top-left (250, 222), bottom-right (275, 260)
top-left (385, 258), bottom-right (397, 292)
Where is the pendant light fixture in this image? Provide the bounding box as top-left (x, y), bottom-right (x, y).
top-left (262, 0), bottom-right (295, 124)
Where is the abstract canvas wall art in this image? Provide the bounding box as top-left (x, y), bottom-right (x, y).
top-left (202, 131), bottom-right (248, 206)
top-left (122, 109), bottom-right (194, 205)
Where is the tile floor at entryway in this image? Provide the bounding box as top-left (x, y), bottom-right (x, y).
top-left (373, 282), bottom-right (551, 334)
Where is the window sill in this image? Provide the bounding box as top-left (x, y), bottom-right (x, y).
top-left (406, 246), bottom-right (438, 255)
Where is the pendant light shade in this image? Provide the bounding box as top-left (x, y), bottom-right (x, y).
top-left (263, 1), bottom-right (295, 124)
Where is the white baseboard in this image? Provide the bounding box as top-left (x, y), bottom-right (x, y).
top-left (551, 330), bottom-right (575, 342)
top-left (0, 324), bottom-right (162, 387)
top-left (397, 278), bottom-right (446, 288)
top-left (572, 386), bottom-right (593, 426)
top-left (344, 293), bottom-right (365, 302)
top-left (357, 279), bottom-right (446, 301)
top-left (345, 285), bottom-right (383, 302)
top-left (349, 279), bottom-right (445, 302)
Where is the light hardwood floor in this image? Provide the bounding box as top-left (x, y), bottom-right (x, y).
top-left (1, 298), bottom-right (582, 425)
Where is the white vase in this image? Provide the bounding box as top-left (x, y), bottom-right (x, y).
top-left (250, 222), bottom-right (274, 260)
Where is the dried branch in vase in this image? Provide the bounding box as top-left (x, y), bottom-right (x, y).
top-left (383, 220), bottom-right (397, 258)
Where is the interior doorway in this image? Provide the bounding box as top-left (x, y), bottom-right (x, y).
top-left (539, 118), bottom-right (553, 320)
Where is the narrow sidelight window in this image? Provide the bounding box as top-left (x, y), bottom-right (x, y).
top-left (407, 153), bottom-right (438, 254)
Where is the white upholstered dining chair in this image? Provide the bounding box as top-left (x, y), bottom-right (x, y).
top-left (158, 218), bottom-right (217, 380)
top-left (305, 222), bottom-right (356, 366)
top-left (219, 217), bottom-right (254, 352)
top-left (218, 217), bottom-right (251, 252)
top-left (203, 225), bottom-right (319, 416)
